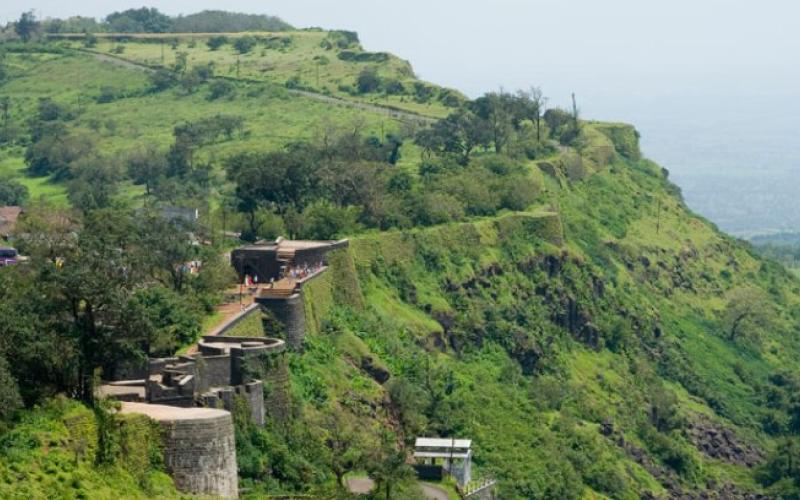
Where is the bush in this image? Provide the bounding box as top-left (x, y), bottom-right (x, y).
top-left (337, 50), bottom-right (389, 63)
top-left (206, 35), bottom-right (228, 50)
top-left (294, 201), bottom-right (362, 239)
top-left (356, 69), bottom-right (381, 94)
top-left (0, 357), bottom-right (22, 421)
top-left (148, 69), bottom-right (176, 92)
top-left (383, 79), bottom-right (404, 95)
top-left (413, 192), bottom-right (465, 225)
top-left (0, 178), bottom-right (29, 205)
top-left (234, 36), bottom-right (257, 54)
top-left (208, 79), bottom-right (235, 100)
top-left (84, 34), bottom-right (97, 47)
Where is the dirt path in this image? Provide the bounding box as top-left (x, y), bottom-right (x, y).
top-left (81, 49), bottom-right (436, 124)
top-left (346, 477), bottom-right (449, 499)
top-left (420, 483), bottom-right (450, 500)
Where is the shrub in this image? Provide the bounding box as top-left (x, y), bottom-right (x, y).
top-left (206, 35), bottom-right (228, 50)
top-left (148, 69), bottom-right (176, 92)
top-left (0, 178), bottom-right (29, 205)
top-left (0, 357), bottom-right (22, 421)
top-left (413, 192), bottom-right (465, 225)
top-left (383, 79), bottom-right (404, 95)
top-left (234, 36), bottom-right (257, 54)
top-left (337, 50), bottom-right (389, 63)
top-left (356, 69), bottom-right (381, 94)
top-left (208, 79), bottom-right (235, 100)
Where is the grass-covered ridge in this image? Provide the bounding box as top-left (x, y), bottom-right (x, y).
top-left (3, 14), bottom-right (800, 499)
top-left (284, 133), bottom-right (800, 497)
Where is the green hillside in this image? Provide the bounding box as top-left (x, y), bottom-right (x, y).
top-left (2, 13), bottom-right (800, 500)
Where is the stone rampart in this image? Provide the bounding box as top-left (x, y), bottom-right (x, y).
top-left (120, 402), bottom-right (238, 498)
top-left (257, 293), bottom-right (306, 349)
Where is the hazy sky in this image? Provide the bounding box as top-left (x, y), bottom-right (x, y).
top-left (3, 1), bottom-right (800, 234)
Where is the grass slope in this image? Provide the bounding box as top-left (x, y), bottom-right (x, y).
top-left (289, 131), bottom-right (800, 498)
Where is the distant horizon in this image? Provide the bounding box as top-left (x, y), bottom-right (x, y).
top-left (4, 1), bottom-right (800, 236)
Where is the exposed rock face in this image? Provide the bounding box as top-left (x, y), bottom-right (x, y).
top-left (121, 403), bottom-right (238, 498)
top-left (685, 416), bottom-right (763, 467)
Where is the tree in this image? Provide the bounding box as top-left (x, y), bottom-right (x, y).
top-left (0, 356), bottom-right (22, 421)
top-left (208, 79), bottom-right (235, 100)
top-left (544, 108), bottom-right (571, 134)
top-left (721, 286), bottom-right (773, 342)
top-left (319, 405), bottom-right (366, 490)
top-left (226, 150), bottom-right (317, 228)
top-left (149, 69), bottom-right (176, 92)
top-left (15, 11), bottom-right (39, 42)
top-left (356, 68), bottom-right (381, 94)
top-left (416, 108), bottom-right (489, 165)
top-left (366, 431), bottom-right (415, 500)
top-left (0, 178), bottom-right (29, 205)
top-left (516, 87), bottom-right (547, 142)
top-left (293, 201), bottom-right (361, 240)
top-left (126, 146), bottom-right (167, 195)
top-left (206, 35), bottom-right (228, 50)
top-left (67, 156), bottom-right (121, 212)
top-left (106, 8), bottom-right (171, 33)
top-left (233, 36), bottom-right (257, 54)
top-left (25, 130), bottom-right (96, 179)
top-left (758, 437), bottom-right (800, 494)
top-left (470, 91), bottom-right (515, 153)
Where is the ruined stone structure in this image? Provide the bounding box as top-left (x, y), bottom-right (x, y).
top-left (105, 336), bottom-right (287, 427)
top-left (101, 238), bottom-right (349, 496)
top-left (120, 402), bottom-right (238, 498)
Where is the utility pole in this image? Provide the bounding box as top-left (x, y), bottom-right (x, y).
top-left (160, 41), bottom-right (164, 63)
top-left (236, 55), bottom-right (240, 79)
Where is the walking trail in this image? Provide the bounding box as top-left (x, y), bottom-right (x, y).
top-left (84, 50), bottom-right (436, 124)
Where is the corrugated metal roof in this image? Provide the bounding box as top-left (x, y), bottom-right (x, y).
top-left (414, 437), bottom-right (472, 449)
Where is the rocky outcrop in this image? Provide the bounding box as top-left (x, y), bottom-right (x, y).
top-left (685, 416), bottom-right (763, 467)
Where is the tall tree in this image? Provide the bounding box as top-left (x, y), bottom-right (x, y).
top-left (470, 90), bottom-right (515, 153)
top-left (15, 11), bottom-right (39, 42)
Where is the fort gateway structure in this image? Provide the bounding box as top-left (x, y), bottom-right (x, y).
top-left (103, 237), bottom-right (347, 497)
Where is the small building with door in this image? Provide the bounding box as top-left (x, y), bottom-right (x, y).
top-left (413, 437), bottom-right (473, 487)
top-left (230, 237), bottom-right (348, 282)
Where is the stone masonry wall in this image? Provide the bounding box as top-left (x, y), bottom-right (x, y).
top-left (159, 413), bottom-right (238, 498)
top-left (258, 294), bottom-right (306, 349)
top-left (121, 403), bottom-right (239, 498)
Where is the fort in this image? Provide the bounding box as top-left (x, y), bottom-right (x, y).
top-left (101, 237), bottom-right (347, 497)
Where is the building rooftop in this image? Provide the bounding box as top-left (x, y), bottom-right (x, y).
top-left (0, 206), bottom-right (22, 235)
top-left (415, 437), bottom-right (472, 449)
top-left (238, 238), bottom-right (345, 251)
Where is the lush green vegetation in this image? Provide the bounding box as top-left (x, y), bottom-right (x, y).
top-left (3, 9), bottom-right (800, 500)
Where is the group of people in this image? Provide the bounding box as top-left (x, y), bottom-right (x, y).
top-left (283, 261), bottom-right (324, 281)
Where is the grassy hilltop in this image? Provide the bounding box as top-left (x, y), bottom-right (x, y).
top-left (2, 12), bottom-right (800, 500)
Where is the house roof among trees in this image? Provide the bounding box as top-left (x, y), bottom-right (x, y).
top-left (0, 206), bottom-right (22, 235)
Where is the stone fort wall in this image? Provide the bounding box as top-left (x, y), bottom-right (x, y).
top-left (121, 403), bottom-right (239, 498)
